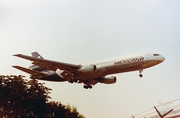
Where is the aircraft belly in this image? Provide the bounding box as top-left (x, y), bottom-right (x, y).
top-left (74, 71), bottom-right (103, 81)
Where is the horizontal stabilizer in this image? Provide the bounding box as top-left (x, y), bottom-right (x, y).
top-left (12, 66), bottom-right (47, 76)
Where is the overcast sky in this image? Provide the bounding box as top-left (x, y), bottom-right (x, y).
top-left (0, 0), bottom-right (180, 117)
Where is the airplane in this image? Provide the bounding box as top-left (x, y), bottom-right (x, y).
top-left (12, 52), bottom-right (165, 89)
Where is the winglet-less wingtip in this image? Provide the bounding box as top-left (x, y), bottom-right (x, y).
top-left (13, 54), bottom-right (22, 57)
top-left (12, 65), bottom-right (18, 68)
top-left (12, 66), bottom-right (22, 69)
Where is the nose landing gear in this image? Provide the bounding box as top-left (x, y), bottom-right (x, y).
top-left (139, 69), bottom-right (143, 77)
top-left (139, 74), bottom-right (143, 77)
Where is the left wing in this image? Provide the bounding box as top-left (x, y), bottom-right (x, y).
top-left (13, 54), bottom-right (81, 72)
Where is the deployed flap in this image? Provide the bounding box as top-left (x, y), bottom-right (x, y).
top-left (13, 54), bottom-right (81, 71)
top-left (12, 66), bottom-right (47, 76)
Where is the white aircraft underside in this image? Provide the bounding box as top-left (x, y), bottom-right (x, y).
top-left (13, 52), bottom-right (165, 89)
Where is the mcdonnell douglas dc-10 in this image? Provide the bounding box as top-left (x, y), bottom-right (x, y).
top-left (13, 52), bottom-right (165, 89)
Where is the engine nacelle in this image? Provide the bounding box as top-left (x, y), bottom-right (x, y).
top-left (99, 76), bottom-right (116, 84)
top-left (78, 65), bottom-right (97, 73)
top-left (29, 65), bottom-right (45, 71)
top-left (56, 69), bottom-right (74, 80)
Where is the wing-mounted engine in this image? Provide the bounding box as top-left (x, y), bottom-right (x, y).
top-left (78, 64), bottom-right (97, 73)
top-left (56, 69), bottom-right (74, 81)
top-left (29, 65), bottom-right (45, 71)
top-left (99, 76), bottom-right (117, 84)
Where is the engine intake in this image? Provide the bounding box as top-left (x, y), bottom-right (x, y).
top-left (78, 65), bottom-right (97, 73)
top-left (99, 76), bottom-right (116, 84)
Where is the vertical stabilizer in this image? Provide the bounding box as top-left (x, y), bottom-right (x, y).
top-left (31, 52), bottom-right (44, 59)
top-left (30, 52), bottom-right (45, 71)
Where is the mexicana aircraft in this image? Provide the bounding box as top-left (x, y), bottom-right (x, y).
top-left (13, 52), bottom-right (165, 89)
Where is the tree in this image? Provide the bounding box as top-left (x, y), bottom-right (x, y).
top-left (0, 75), bottom-right (85, 118)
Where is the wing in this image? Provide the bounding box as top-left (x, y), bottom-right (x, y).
top-left (12, 66), bottom-right (47, 76)
top-left (13, 54), bottom-right (81, 72)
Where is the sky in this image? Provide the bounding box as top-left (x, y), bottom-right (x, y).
top-left (0, 0), bottom-right (180, 117)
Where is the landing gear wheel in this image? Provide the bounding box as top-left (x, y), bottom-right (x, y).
top-left (83, 85), bottom-right (92, 89)
top-left (68, 78), bottom-right (74, 83)
top-left (83, 85), bottom-right (89, 89)
top-left (88, 85), bottom-right (92, 89)
top-left (74, 80), bottom-right (78, 83)
top-left (139, 74), bottom-right (143, 77)
top-left (83, 85), bottom-right (88, 89)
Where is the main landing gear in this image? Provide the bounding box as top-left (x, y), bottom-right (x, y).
top-left (83, 85), bottom-right (92, 89)
top-left (139, 69), bottom-right (143, 77)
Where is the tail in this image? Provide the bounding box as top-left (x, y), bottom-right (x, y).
top-left (31, 52), bottom-right (44, 59)
top-left (30, 52), bottom-right (45, 71)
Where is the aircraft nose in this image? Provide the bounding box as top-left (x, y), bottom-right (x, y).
top-left (159, 55), bottom-right (165, 62)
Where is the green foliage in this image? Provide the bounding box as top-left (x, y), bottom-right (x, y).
top-left (0, 75), bottom-right (85, 118)
top-left (66, 104), bottom-right (85, 118)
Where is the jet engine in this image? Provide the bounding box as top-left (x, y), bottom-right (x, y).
top-left (78, 65), bottom-right (97, 73)
top-left (99, 76), bottom-right (116, 84)
top-left (29, 65), bottom-right (45, 71)
top-left (56, 69), bottom-right (74, 80)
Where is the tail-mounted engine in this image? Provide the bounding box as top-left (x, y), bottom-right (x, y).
top-left (78, 65), bottom-right (97, 73)
top-left (56, 69), bottom-right (74, 81)
top-left (99, 76), bottom-right (116, 84)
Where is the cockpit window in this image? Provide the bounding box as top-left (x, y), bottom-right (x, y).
top-left (154, 54), bottom-right (160, 56)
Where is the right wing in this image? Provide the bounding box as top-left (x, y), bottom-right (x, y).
top-left (12, 66), bottom-right (47, 76)
top-left (13, 54), bottom-right (82, 72)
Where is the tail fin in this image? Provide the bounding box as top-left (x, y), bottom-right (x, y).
top-left (31, 52), bottom-right (44, 59)
top-left (30, 52), bottom-right (45, 71)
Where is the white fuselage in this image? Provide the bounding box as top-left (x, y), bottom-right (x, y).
top-left (73, 53), bottom-right (165, 80)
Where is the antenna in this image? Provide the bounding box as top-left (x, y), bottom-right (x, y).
top-left (154, 106), bottom-right (173, 118)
